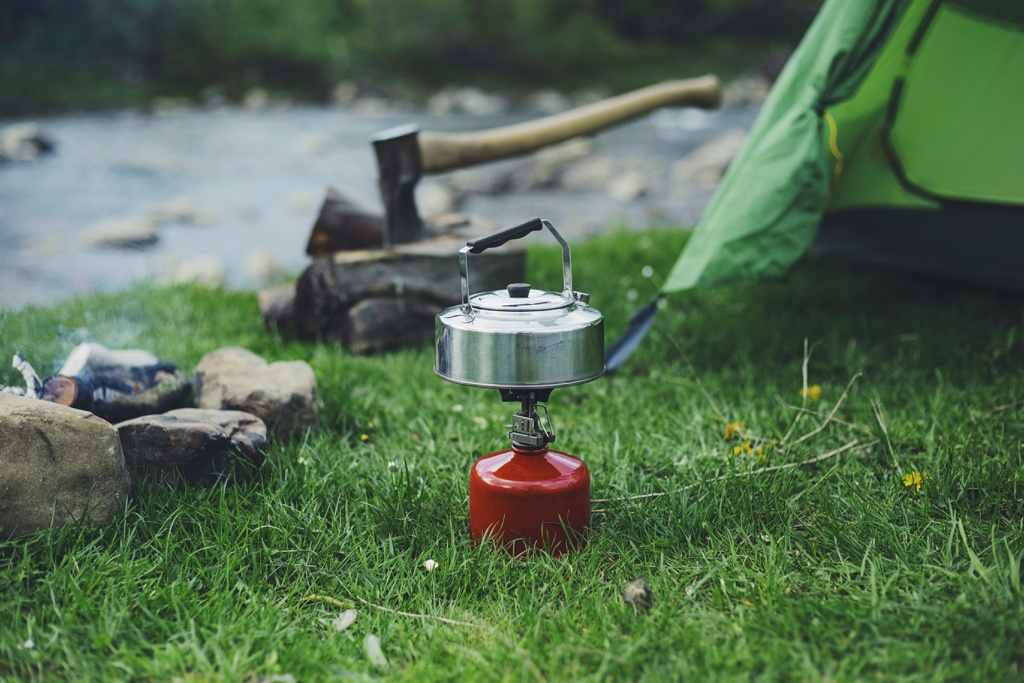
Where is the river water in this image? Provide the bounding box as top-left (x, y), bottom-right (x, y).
top-left (0, 103), bottom-right (756, 310)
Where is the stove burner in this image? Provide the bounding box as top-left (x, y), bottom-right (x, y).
top-left (500, 388), bottom-right (555, 449)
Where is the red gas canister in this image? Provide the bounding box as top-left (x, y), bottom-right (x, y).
top-left (470, 445), bottom-right (590, 556)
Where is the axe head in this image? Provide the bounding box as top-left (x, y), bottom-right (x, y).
top-left (372, 123), bottom-right (424, 247)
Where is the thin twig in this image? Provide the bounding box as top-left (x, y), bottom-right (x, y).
top-left (302, 594), bottom-right (353, 609)
top-left (781, 339), bottom-right (813, 444)
top-left (302, 593), bottom-right (479, 628)
top-left (354, 596), bottom-right (481, 628)
top-left (872, 399), bottom-right (900, 476)
top-left (592, 439), bottom-right (873, 507)
top-left (787, 371), bottom-right (862, 448)
top-left (774, 397), bottom-right (872, 434)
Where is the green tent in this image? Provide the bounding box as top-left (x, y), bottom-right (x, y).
top-left (609, 0), bottom-right (1024, 368)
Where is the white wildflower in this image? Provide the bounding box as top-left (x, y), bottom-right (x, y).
top-left (332, 609), bottom-right (357, 632)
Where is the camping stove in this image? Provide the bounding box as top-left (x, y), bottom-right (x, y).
top-left (435, 218), bottom-right (604, 556)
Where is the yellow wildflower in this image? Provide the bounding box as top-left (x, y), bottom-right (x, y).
top-left (734, 441), bottom-right (753, 455)
top-left (902, 471), bottom-right (923, 491)
top-left (800, 385), bottom-right (822, 401)
top-left (360, 433), bottom-right (370, 442)
top-left (724, 421), bottom-right (745, 440)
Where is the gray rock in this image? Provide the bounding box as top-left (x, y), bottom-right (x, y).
top-left (165, 255), bottom-right (226, 287)
top-left (0, 393), bottom-right (131, 539)
top-left (443, 161), bottom-right (520, 199)
top-left (352, 97), bottom-right (396, 116)
top-left (146, 196), bottom-right (217, 225)
top-left (623, 577), bottom-right (654, 614)
top-left (722, 75), bottom-right (772, 109)
top-left (151, 97), bottom-right (193, 116)
top-left (571, 87), bottom-right (611, 106)
top-left (193, 347), bottom-right (318, 438)
top-left (440, 137), bottom-right (596, 203)
top-left (528, 137), bottom-right (594, 187)
top-left (0, 123), bottom-right (56, 162)
top-left (117, 408), bottom-right (267, 486)
top-left (560, 156), bottom-right (618, 193)
top-left (332, 81), bottom-right (360, 106)
top-left (83, 216), bottom-right (159, 249)
top-left (607, 169), bottom-right (649, 202)
top-left (425, 88), bottom-right (458, 116)
top-left (671, 130), bottom-right (747, 196)
top-left (428, 87), bottom-right (508, 116)
top-left (525, 89), bottom-right (571, 115)
top-left (243, 88), bottom-right (270, 111)
top-left (245, 249), bottom-right (285, 283)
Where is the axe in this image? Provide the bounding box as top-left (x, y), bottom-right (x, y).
top-left (371, 75), bottom-right (721, 247)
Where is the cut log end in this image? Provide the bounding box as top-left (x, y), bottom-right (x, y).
top-left (290, 231), bottom-right (525, 352)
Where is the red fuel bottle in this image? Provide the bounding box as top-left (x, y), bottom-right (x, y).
top-left (469, 444), bottom-right (590, 557)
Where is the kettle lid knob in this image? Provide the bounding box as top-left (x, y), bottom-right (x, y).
top-left (506, 283), bottom-right (531, 298)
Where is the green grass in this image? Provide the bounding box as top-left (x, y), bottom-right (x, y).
top-left (1, 228), bottom-right (1023, 681)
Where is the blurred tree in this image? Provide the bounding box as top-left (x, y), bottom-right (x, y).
top-left (593, 0), bottom-right (819, 42)
top-left (0, 0), bottom-right (46, 41)
top-left (0, 0), bottom-right (820, 113)
top-left (350, 0), bottom-right (634, 84)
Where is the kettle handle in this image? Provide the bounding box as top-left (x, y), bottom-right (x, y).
top-left (459, 218), bottom-right (573, 314)
top-left (467, 218), bottom-right (544, 254)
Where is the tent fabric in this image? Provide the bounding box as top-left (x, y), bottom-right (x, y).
top-left (661, 0), bottom-right (1024, 295)
top-left (885, 4), bottom-right (1024, 204)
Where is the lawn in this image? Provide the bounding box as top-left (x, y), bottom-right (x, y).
top-left (1, 228), bottom-right (1023, 681)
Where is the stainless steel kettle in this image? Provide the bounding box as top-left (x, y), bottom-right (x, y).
top-left (434, 218), bottom-right (604, 391)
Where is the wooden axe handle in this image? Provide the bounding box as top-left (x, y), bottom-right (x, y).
top-left (418, 75), bottom-right (721, 174)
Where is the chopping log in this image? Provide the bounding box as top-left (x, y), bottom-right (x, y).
top-left (285, 227), bottom-right (524, 353)
top-left (305, 187), bottom-right (467, 257)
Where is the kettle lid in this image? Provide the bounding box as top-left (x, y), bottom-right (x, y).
top-left (470, 282), bottom-right (574, 312)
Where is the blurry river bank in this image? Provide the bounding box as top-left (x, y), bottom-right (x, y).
top-left (0, 90), bottom-right (760, 310)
